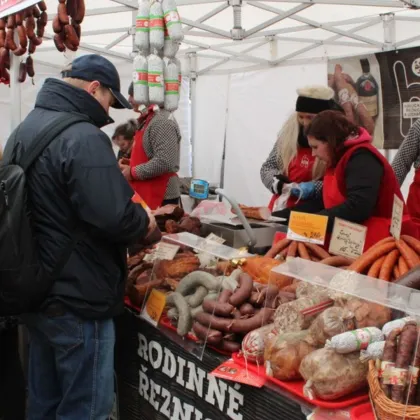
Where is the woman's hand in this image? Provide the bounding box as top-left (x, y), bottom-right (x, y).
top-left (291, 182), bottom-right (315, 200)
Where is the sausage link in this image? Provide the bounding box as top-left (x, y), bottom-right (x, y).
top-left (229, 273), bottom-right (253, 307)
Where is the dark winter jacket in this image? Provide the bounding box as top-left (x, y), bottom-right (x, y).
top-left (2, 78), bottom-right (149, 320)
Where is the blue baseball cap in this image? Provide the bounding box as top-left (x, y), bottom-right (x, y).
top-left (61, 54), bottom-right (132, 110)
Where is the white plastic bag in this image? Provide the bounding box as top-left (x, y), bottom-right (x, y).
top-left (133, 54), bottom-right (148, 105)
top-left (149, 1), bottom-right (164, 51)
top-left (273, 183), bottom-right (302, 212)
top-left (135, 0), bottom-right (150, 54)
top-left (148, 53), bottom-right (164, 106)
top-left (164, 60), bottom-right (179, 111)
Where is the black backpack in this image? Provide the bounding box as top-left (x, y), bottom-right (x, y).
top-left (0, 113), bottom-right (88, 316)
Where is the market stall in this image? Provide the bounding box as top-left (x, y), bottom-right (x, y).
top-left (2, 2), bottom-right (420, 420)
top-left (119, 194), bottom-right (420, 420)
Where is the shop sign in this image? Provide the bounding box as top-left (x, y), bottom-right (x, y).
top-left (137, 332), bottom-right (245, 420)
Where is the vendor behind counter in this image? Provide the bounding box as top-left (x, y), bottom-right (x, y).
top-left (273, 110), bottom-right (418, 249)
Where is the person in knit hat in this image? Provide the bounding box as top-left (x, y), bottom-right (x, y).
top-left (260, 85), bottom-right (343, 211)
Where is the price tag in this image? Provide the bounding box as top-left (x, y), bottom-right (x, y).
top-left (287, 211), bottom-right (328, 245)
top-left (206, 233), bottom-right (226, 244)
top-left (140, 289), bottom-right (166, 327)
top-left (329, 218), bottom-right (367, 259)
top-left (154, 242), bottom-right (179, 261)
top-left (390, 195), bottom-right (404, 240)
top-left (211, 359), bottom-right (266, 388)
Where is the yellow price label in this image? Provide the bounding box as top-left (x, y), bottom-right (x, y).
top-left (287, 211), bottom-right (328, 245)
top-left (142, 289), bottom-right (166, 326)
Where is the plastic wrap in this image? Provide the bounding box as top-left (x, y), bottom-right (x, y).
top-left (135, 0), bottom-right (150, 54)
top-left (148, 53), bottom-right (164, 106)
top-left (133, 54), bottom-right (148, 105)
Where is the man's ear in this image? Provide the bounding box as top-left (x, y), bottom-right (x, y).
top-left (86, 80), bottom-right (101, 95)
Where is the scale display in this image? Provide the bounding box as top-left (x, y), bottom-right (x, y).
top-left (189, 179), bottom-right (210, 200)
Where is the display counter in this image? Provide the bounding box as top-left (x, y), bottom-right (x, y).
top-left (114, 308), bottom-right (310, 420)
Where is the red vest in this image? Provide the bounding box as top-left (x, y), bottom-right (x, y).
top-left (129, 109), bottom-right (176, 210)
top-left (323, 129), bottom-right (414, 250)
top-left (268, 147), bottom-right (316, 211)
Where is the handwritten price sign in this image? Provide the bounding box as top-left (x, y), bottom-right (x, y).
top-left (329, 218), bottom-right (367, 259)
top-left (141, 289), bottom-right (166, 327)
top-left (390, 195), bottom-right (404, 240)
top-left (287, 211), bottom-right (328, 245)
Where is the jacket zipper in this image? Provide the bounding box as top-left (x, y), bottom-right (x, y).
top-left (1, 181), bottom-right (19, 256)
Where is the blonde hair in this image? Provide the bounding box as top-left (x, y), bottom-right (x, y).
top-left (276, 113), bottom-right (325, 180)
top-left (276, 85), bottom-right (333, 180)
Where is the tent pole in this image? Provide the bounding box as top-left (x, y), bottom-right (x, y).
top-left (190, 53), bottom-right (197, 177)
top-left (382, 12), bottom-right (396, 162)
top-left (9, 51), bottom-right (21, 132)
top-left (219, 74), bottom-right (231, 193)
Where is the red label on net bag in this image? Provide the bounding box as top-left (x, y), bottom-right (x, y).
top-left (165, 81), bottom-right (179, 93)
top-left (150, 17), bottom-right (164, 29)
top-left (136, 18), bottom-right (149, 30)
top-left (148, 73), bottom-right (162, 85)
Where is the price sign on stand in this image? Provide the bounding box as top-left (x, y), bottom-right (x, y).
top-left (329, 218), bottom-right (367, 259)
top-left (206, 233), bottom-right (226, 245)
top-left (390, 195), bottom-right (404, 240)
top-left (144, 242), bottom-right (180, 262)
top-left (140, 289), bottom-right (166, 327)
top-left (287, 211), bottom-right (328, 245)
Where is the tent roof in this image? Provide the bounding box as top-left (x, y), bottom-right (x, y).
top-left (33, 1), bottom-right (420, 75)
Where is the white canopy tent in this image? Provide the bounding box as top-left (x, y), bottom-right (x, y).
top-left (2, 0), bottom-right (420, 204)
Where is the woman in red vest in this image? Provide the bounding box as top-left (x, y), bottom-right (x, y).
top-left (119, 83), bottom-right (181, 210)
top-left (260, 86), bottom-right (343, 212)
top-left (274, 110), bottom-right (414, 250)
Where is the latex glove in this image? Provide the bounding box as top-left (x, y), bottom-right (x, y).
top-left (291, 182), bottom-right (315, 200)
top-left (271, 174), bottom-right (290, 195)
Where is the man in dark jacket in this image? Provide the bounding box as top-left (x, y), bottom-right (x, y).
top-left (3, 55), bottom-right (152, 420)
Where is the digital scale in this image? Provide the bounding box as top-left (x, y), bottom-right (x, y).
top-left (189, 179), bottom-right (210, 200)
top-left (188, 179), bottom-right (287, 251)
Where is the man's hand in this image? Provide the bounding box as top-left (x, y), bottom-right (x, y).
top-left (120, 164), bottom-right (132, 181)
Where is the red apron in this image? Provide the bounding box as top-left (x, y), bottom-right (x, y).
top-left (322, 167), bottom-right (392, 252)
top-left (268, 147), bottom-right (316, 211)
top-left (322, 131), bottom-right (418, 250)
top-left (129, 111), bottom-right (176, 210)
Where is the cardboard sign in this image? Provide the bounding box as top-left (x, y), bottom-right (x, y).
top-left (287, 211), bottom-right (328, 245)
top-left (154, 242), bottom-right (179, 261)
top-left (206, 233), bottom-right (226, 245)
top-left (329, 218), bottom-right (367, 259)
top-left (390, 195), bottom-right (404, 240)
top-left (211, 359), bottom-right (266, 388)
top-left (140, 289), bottom-right (166, 327)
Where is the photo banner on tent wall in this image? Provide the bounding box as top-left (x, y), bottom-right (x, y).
top-left (328, 46), bottom-right (420, 150)
top-left (328, 54), bottom-right (384, 148)
top-left (375, 46), bottom-right (420, 149)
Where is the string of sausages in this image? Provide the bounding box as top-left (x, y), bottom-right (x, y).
top-left (0, 1), bottom-right (46, 84)
top-left (53, 0), bottom-right (85, 53)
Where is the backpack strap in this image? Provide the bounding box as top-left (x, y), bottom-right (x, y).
top-left (16, 112), bottom-right (90, 280)
top-left (19, 112), bottom-right (90, 171)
